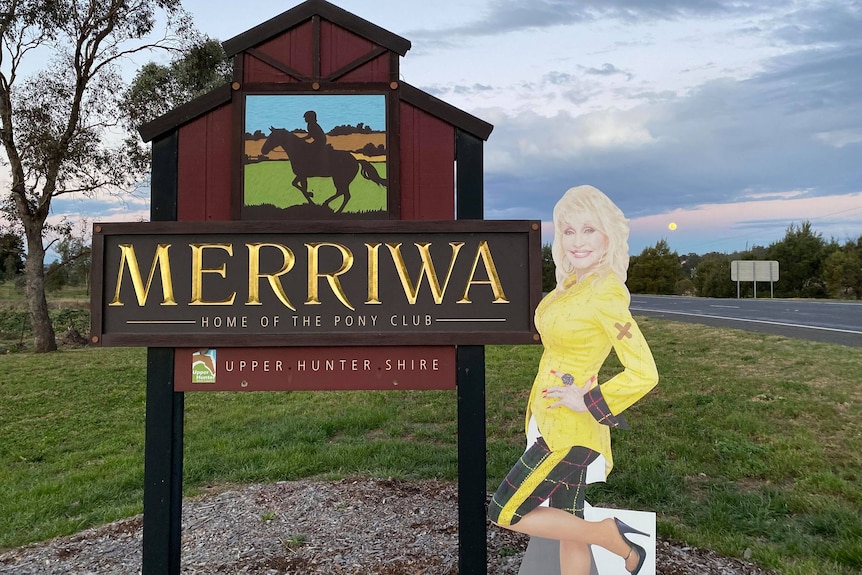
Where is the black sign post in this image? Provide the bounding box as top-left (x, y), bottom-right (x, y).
top-left (456, 129), bottom-right (487, 574)
top-left (141, 133), bottom-right (183, 575)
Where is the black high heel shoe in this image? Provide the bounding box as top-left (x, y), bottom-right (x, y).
top-left (613, 517), bottom-right (648, 575)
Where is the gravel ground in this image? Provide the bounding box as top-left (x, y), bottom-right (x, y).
top-left (0, 478), bottom-right (781, 575)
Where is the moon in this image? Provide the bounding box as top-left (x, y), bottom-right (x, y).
top-left (668, 222), bottom-right (677, 231)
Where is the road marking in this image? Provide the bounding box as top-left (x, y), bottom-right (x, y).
top-left (630, 307), bottom-right (862, 335)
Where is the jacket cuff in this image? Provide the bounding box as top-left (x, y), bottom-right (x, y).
top-left (584, 387), bottom-right (630, 429)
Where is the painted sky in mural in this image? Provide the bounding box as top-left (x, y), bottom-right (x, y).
top-left (245, 94), bottom-right (387, 135)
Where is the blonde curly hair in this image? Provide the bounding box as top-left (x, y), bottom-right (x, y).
top-left (551, 185), bottom-right (630, 288)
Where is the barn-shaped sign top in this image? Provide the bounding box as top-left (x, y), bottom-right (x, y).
top-left (139, 0), bottom-right (494, 223)
top-left (91, 0), bottom-right (543, 351)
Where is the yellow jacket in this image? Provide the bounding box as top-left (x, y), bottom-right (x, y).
top-left (526, 272), bottom-right (658, 476)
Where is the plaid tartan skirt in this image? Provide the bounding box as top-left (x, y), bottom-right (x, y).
top-left (488, 437), bottom-right (599, 526)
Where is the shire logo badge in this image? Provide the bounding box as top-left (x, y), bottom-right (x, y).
top-left (192, 349), bottom-right (217, 384)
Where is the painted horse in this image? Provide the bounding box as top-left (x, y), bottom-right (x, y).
top-left (259, 127), bottom-right (387, 213)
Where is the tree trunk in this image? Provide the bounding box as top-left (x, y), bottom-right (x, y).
top-left (24, 236), bottom-right (57, 352)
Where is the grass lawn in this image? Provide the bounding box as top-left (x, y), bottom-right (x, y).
top-left (0, 284), bottom-right (90, 352)
top-left (1, 318), bottom-right (860, 574)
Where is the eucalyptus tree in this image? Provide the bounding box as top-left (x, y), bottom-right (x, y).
top-left (822, 237), bottom-right (862, 299)
top-left (0, 231), bottom-right (24, 279)
top-left (123, 36), bottom-right (231, 131)
top-left (0, 0), bottom-right (194, 351)
top-left (766, 221), bottom-right (828, 298)
top-left (541, 243), bottom-right (554, 292)
top-left (627, 239), bottom-right (683, 295)
top-left (693, 252), bottom-right (735, 298)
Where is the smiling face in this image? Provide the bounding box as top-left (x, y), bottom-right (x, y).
top-left (561, 216), bottom-right (608, 277)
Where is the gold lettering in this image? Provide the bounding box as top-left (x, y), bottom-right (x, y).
top-left (457, 240), bottom-right (509, 303)
top-left (366, 243), bottom-right (382, 304)
top-left (109, 243), bottom-right (176, 306)
top-left (306, 243), bottom-right (355, 311)
top-left (190, 243), bottom-right (236, 305)
top-left (246, 243), bottom-right (296, 310)
top-left (387, 242), bottom-right (464, 304)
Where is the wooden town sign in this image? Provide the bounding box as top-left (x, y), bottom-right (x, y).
top-left (117, 2), bottom-right (518, 572)
top-left (90, 219), bottom-right (542, 348)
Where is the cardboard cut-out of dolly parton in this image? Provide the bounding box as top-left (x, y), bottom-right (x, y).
top-left (488, 185), bottom-right (659, 575)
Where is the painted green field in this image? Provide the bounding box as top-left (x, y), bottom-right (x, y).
top-left (244, 160), bottom-right (387, 213)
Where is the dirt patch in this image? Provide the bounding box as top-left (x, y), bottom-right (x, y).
top-left (0, 478), bottom-right (781, 575)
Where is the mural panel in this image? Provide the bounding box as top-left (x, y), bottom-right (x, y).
top-left (243, 94), bottom-right (388, 219)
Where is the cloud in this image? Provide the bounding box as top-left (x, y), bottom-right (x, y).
top-left (52, 189), bottom-right (149, 219)
top-left (406, 0), bottom-right (793, 42)
top-left (536, 190), bottom-right (862, 255)
top-left (815, 130), bottom-right (862, 149)
top-left (483, 106), bottom-right (657, 164)
top-left (27, 0), bottom-right (860, 260)
top-left (627, 192), bottom-right (862, 254)
top-left (401, 0), bottom-right (860, 230)
top-left (582, 63), bottom-right (633, 80)
top-left (770, 2), bottom-right (862, 46)
top-left (478, 16), bottom-right (862, 228)
top-left (543, 71), bottom-right (576, 86)
top-left (738, 189), bottom-right (807, 201)
top-left (403, 2), bottom-right (862, 238)
top-left (435, 83), bottom-right (496, 98)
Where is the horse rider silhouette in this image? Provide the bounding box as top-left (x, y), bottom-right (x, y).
top-left (260, 127), bottom-right (388, 214)
top-left (302, 110), bottom-right (328, 154)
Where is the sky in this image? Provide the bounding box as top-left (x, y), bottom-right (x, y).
top-left (51, 0), bottom-right (862, 255)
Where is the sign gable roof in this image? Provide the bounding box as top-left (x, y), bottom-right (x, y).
top-left (222, 0), bottom-right (411, 58)
top-left (138, 0), bottom-right (492, 142)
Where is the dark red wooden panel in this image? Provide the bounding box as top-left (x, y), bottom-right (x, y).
top-left (204, 105), bottom-right (233, 221)
top-left (399, 102), bottom-right (456, 220)
top-left (244, 21), bottom-right (314, 83)
top-left (336, 53), bottom-right (390, 82)
top-left (320, 21), bottom-right (390, 81)
top-left (177, 104), bottom-right (232, 222)
top-left (177, 116), bottom-right (207, 221)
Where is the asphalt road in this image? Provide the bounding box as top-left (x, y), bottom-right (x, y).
top-left (629, 295), bottom-right (862, 347)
